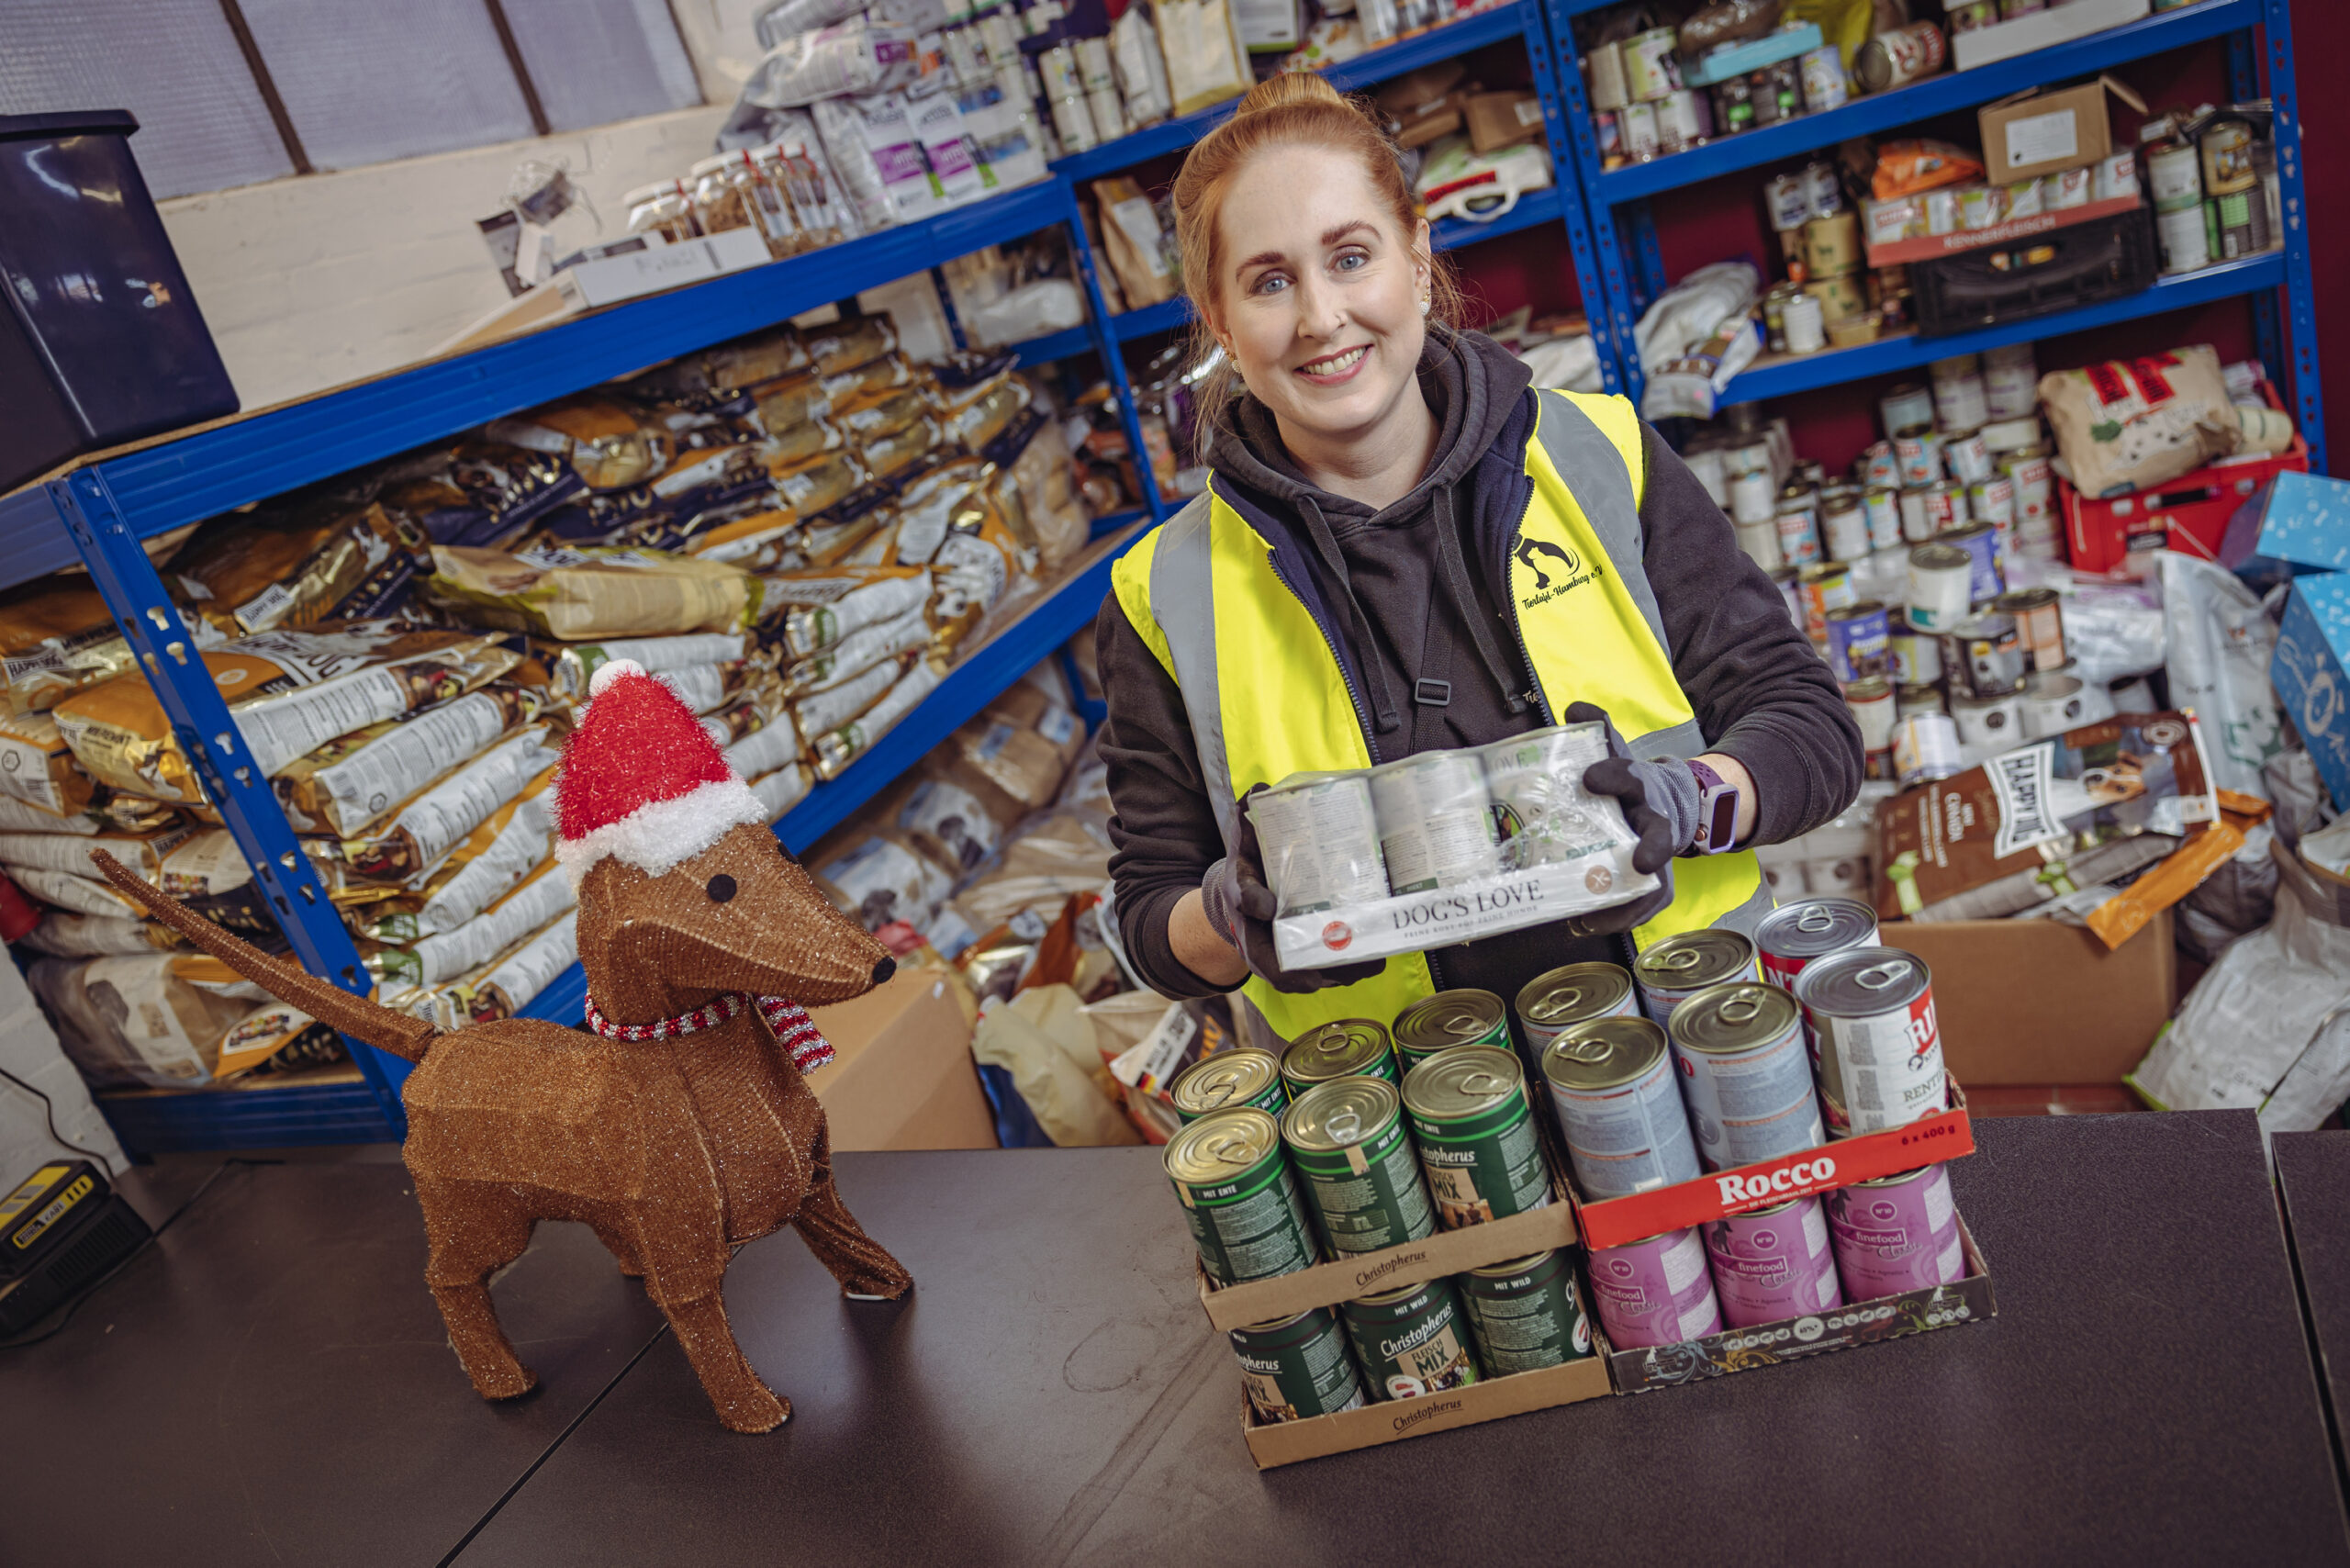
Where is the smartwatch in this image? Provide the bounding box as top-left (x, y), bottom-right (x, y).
top-left (1684, 758), bottom-right (1740, 855)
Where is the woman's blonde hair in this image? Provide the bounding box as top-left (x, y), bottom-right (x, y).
top-left (1169, 73), bottom-right (1463, 428)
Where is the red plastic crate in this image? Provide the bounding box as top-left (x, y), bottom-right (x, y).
top-left (2061, 381), bottom-right (2309, 575)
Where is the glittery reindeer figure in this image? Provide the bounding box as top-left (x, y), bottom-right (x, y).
top-left (92, 658), bottom-right (912, 1433)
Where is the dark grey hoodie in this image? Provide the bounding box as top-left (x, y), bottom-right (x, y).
top-left (1095, 327), bottom-right (1862, 1003)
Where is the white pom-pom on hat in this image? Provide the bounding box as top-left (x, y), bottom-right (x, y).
top-left (588, 657), bottom-right (646, 699)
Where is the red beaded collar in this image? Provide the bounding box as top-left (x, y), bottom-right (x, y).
top-left (583, 991), bottom-right (834, 1074)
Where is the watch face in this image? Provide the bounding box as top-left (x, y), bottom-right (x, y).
top-left (1704, 787), bottom-right (1739, 851)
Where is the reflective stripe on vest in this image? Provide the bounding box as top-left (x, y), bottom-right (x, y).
top-left (1112, 389), bottom-right (1768, 1042)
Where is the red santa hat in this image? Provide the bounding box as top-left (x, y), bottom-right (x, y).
top-left (554, 659), bottom-right (766, 887)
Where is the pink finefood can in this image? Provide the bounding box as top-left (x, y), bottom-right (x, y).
top-left (1704, 1195), bottom-right (1843, 1327)
top-left (1753, 897), bottom-right (1883, 991)
top-left (1827, 1164), bottom-right (1964, 1299)
top-left (1588, 1226), bottom-right (1723, 1349)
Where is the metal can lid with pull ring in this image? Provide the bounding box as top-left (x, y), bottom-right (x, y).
top-left (1169, 1047), bottom-right (1288, 1124)
top-left (1281, 1019), bottom-right (1398, 1092)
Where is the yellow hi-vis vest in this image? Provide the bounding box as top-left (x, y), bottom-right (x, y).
top-left (1111, 387), bottom-right (1772, 1045)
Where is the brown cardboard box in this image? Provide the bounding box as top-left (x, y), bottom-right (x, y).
top-left (806, 966), bottom-right (998, 1150)
top-left (1241, 1353), bottom-right (1611, 1468)
top-left (1881, 910), bottom-right (2176, 1084)
top-left (1464, 91), bottom-right (1546, 153)
top-left (1976, 75), bottom-right (2145, 183)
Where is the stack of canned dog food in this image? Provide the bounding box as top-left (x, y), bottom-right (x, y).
top-left (1160, 894), bottom-right (1970, 1422)
top-left (1160, 1002), bottom-right (1591, 1424)
top-left (1541, 898), bottom-right (1964, 1350)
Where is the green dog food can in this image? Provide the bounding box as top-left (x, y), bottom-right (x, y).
top-left (1401, 1046), bottom-right (1553, 1229)
top-left (1342, 1276), bottom-right (1481, 1401)
top-left (1459, 1249), bottom-right (1593, 1375)
top-left (1393, 990), bottom-right (1511, 1070)
top-left (1281, 1019), bottom-right (1399, 1093)
top-left (1162, 1108), bottom-right (1318, 1283)
top-left (1282, 1077), bottom-right (1435, 1256)
top-left (1169, 1048), bottom-right (1288, 1124)
top-left (1230, 1306), bottom-right (1367, 1424)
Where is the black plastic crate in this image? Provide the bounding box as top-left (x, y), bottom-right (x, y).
top-left (1911, 206), bottom-right (2159, 340)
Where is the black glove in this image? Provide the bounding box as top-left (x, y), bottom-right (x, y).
top-left (1199, 785), bottom-right (1387, 995)
top-left (1561, 701), bottom-right (1695, 936)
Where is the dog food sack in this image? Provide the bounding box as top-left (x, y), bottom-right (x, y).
top-left (426, 545), bottom-right (757, 641)
top-left (0, 578), bottom-right (149, 716)
top-left (2039, 346), bottom-right (2243, 498)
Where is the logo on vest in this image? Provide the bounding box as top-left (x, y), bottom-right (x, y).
top-left (1514, 536), bottom-right (1602, 609)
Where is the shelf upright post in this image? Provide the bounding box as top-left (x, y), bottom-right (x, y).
top-left (1541, 0), bottom-right (1650, 401)
top-left (1526, 0), bottom-right (1628, 395)
top-left (47, 470), bottom-right (412, 1134)
top-left (1058, 177), bottom-right (1173, 521)
top-left (2262, 0), bottom-right (2325, 475)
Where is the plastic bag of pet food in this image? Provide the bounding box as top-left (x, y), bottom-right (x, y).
top-left (932, 491), bottom-right (1036, 650)
top-left (28, 952), bottom-right (268, 1088)
top-left (756, 416), bottom-right (847, 474)
top-left (750, 763), bottom-right (815, 822)
top-left (17, 911), bottom-right (180, 958)
top-left (723, 712), bottom-right (806, 783)
top-left (893, 460), bottom-right (990, 565)
top-left (769, 449), bottom-right (869, 524)
top-left (481, 398), bottom-right (674, 491)
top-left (811, 93), bottom-right (937, 230)
top-left (1157, 0), bottom-right (1250, 118)
top-left (697, 670), bottom-right (789, 745)
top-left (172, 501), bottom-right (420, 637)
top-left (0, 827), bottom-right (183, 884)
top-left (370, 861), bottom-right (576, 991)
top-left (362, 773), bottom-right (555, 943)
top-left (790, 655), bottom-right (907, 745)
top-left (1001, 415), bottom-right (1090, 570)
top-left (688, 509), bottom-right (806, 573)
top-left (425, 544), bottom-right (756, 640)
top-left (856, 415), bottom-right (947, 484)
top-left (761, 565), bottom-right (934, 658)
top-left (835, 386), bottom-right (933, 445)
top-left (2039, 346), bottom-right (2242, 498)
top-left (1871, 140), bottom-right (1984, 200)
top-left (810, 659), bottom-right (943, 779)
top-left (815, 828), bottom-right (955, 934)
top-left (278, 684), bottom-right (546, 838)
top-left (835, 516), bottom-right (902, 568)
top-left (819, 354), bottom-right (916, 409)
top-left (780, 605), bottom-right (933, 698)
top-left (10, 866), bottom-right (143, 918)
top-left (893, 766), bottom-right (1023, 877)
top-left (795, 487), bottom-right (899, 567)
top-left (744, 19), bottom-right (920, 109)
top-left (934, 373), bottom-right (1033, 455)
top-left (1092, 176), bottom-right (1181, 309)
top-left (549, 631), bottom-right (748, 701)
top-left (803, 317), bottom-right (900, 379)
top-left (0, 578), bottom-right (150, 717)
top-left (50, 626), bottom-right (518, 802)
top-left (338, 726), bottom-right (560, 882)
top-left (953, 807), bottom-right (1115, 930)
top-left (745, 373), bottom-right (834, 435)
top-left (0, 795), bottom-right (101, 837)
top-left (464, 912), bottom-right (579, 1024)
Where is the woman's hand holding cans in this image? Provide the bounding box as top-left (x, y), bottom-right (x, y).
top-left (1559, 701), bottom-right (1684, 936)
top-left (1202, 784), bottom-right (1389, 993)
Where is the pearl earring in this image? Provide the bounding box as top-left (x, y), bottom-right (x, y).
top-left (1419, 297), bottom-right (1430, 315)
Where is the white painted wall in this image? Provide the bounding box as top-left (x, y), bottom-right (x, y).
top-left (148, 0), bottom-right (791, 414)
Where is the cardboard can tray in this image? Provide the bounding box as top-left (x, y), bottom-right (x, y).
top-left (1239, 1350), bottom-right (1614, 1470)
top-left (1571, 1078), bottom-right (1975, 1251)
top-left (1599, 1215), bottom-right (1998, 1393)
top-left (1194, 1174), bottom-right (1581, 1334)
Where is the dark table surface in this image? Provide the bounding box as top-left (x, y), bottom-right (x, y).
top-left (447, 1110), bottom-right (2348, 1567)
top-left (2277, 1131), bottom-right (2350, 1460)
top-left (0, 1158), bottom-right (668, 1568)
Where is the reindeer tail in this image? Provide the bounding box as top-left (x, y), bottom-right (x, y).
top-left (90, 849), bottom-right (441, 1065)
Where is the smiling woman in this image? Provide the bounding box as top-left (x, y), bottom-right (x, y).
top-left (1094, 73), bottom-right (1865, 1047)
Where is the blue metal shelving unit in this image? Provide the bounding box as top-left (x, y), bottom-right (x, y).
top-left (1541, 0), bottom-right (2324, 469)
top-left (3, 176), bottom-right (1170, 1155)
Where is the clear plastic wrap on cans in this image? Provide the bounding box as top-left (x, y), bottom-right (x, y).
top-left (1231, 1306), bottom-right (1367, 1423)
top-left (1588, 1226), bottom-right (1722, 1349)
top-left (1754, 897), bottom-right (1881, 989)
top-left (1668, 981), bottom-right (1825, 1170)
top-left (1515, 961), bottom-right (1639, 1055)
top-left (1540, 1017), bottom-right (1701, 1198)
top-left (1402, 1047), bottom-right (1553, 1228)
top-left (1252, 772), bottom-right (1388, 916)
top-left (1827, 1164), bottom-right (1964, 1298)
top-left (1633, 928), bottom-right (1760, 1024)
top-left (1705, 1196), bottom-right (1842, 1327)
top-left (1796, 947), bottom-right (1946, 1137)
top-left (1371, 750), bottom-right (1498, 893)
top-left (1282, 1077), bottom-right (1436, 1256)
top-left (1252, 726), bottom-right (1658, 970)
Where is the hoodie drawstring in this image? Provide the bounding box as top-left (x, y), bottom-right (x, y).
top-left (1294, 490), bottom-right (1404, 734)
top-left (1432, 485), bottom-right (1529, 715)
